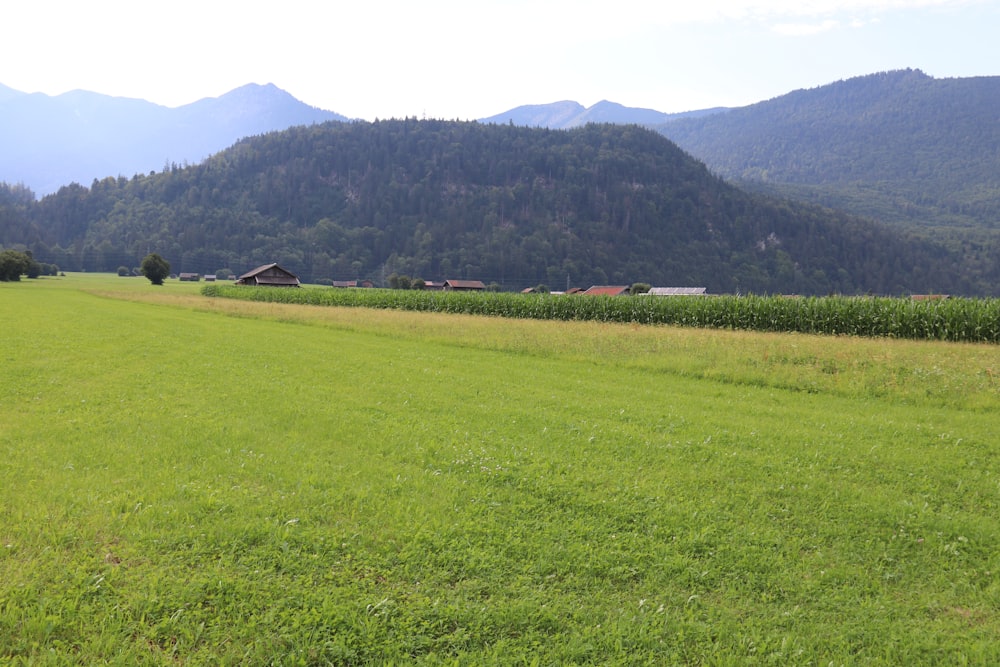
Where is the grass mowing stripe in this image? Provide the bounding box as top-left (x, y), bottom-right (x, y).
top-left (2, 275), bottom-right (999, 663)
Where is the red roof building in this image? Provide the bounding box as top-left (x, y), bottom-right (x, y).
top-left (582, 285), bottom-right (630, 296)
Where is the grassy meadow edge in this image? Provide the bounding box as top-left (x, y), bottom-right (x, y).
top-left (1, 274), bottom-right (998, 664)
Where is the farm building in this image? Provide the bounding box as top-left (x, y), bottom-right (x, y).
top-left (203, 275), bottom-right (217, 282)
top-left (236, 263), bottom-right (300, 287)
top-left (644, 287), bottom-right (707, 296)
top-left (178, 273), bottom-right (200, 282)
top-left (444, 279), bottom-right (486, 291)
top-left (582, 285), bottom-right (630, 296)
top-left (421, 281), bottom-right (446, 290)
top-left (332, 280), bottom-right (358, 288)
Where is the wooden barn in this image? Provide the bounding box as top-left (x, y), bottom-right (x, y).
top-left (236, 263), bottom-right (300, 287)
top-left (444, 279), bottom-right (486, 291)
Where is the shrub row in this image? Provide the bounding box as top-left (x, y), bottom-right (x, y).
top-left (201, 284), bottom-right (1000, 344)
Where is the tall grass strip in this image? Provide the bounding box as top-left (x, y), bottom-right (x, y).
top-left (202, 285), bottom-right (1000, 344)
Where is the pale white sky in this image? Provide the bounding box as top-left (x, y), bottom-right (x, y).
top-left (2, 0), bottom-right (997, 120)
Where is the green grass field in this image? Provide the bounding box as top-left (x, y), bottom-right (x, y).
top-left (2, 275), bottom-right (999, 664)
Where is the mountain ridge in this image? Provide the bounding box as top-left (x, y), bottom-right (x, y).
top-left (0, 83), bottom-right (348, 194)
top-left (479, 99), bottom-right (727, 128)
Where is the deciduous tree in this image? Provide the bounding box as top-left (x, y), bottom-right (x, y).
top-left (140, 253), bottom-right (170, 285)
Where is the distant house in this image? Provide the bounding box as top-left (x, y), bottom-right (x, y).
top-left (236, 263), bottom-right (300, 287)
top-left (204, 274), bottom-right (217, 282)
top-left (911, 294), bottom-right (950, 301)
top-left (582, 285), bottom-right (630, 296)
top-left (444, 279), bottom-right (486, 291)
top-left (178, 272), bottom-right (200, 282)
top-left (644, 287), bottom-right (707, 296)
top-left (332, 280), bottom-right (358, 288)
top-left (421, 281), bottom-right (446, 291)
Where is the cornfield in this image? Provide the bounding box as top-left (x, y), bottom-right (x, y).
top-left (202, 285), bottom-right (1000, 344)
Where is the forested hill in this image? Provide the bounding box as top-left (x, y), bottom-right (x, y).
top-left (2, 119), bottom-right (979, 294)
top-left (657, 69), bottom-right (1000, 241)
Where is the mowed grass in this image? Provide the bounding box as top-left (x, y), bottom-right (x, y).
top-left (2, 275), bottom-right (999, 664)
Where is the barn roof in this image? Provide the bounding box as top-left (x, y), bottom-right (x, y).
top-left (238, 263), bottom-right (279, 280)
top-left (237, 263), bottom-right (300, 286)
top-left (645, 287), bottom-right (707, 296)
top-left (445, 279), bottom-right (486, 290)
top-left (582, 285), bottom-right (630, 296)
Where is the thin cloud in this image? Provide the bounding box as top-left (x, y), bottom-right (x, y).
top-left (634, 0), bottom-right (988, 24)
top-left (770, 19), bottom-right (841, 36)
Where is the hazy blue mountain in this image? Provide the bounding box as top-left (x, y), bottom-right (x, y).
top-left (0, 83), bottom-right (24, 103)
top-left (480, 100), bottom-right (726, 128)
top-left (0, 83), bottom-right (348, 195)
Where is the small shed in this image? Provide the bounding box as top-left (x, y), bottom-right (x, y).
top-left (444, 279), bottom-right (486, 291)
top-left (582, 285), bottom-right (630, 296)
top-left (178, 272), bottom-right (200, 282)
top-left (236, 263), bottom-right (300, 287)
top-left (421, 281), bottom-right (446, 291)
top-left (204, 274), bottom-right (217, 282)
top-left (332, 280), bottom-right (358, 288)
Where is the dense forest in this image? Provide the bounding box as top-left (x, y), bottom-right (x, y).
top-left (0, 119), bottom-right (982, 294)
top-left (659, 69), bottom-right (1000, 257)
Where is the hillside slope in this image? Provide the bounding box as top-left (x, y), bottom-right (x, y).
top-left (657, 70), bottom-right (1000, 242)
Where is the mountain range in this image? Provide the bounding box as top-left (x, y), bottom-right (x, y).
top-left (1, 119), bottom-right (972, 295)
top-left (2, 71), bottom-right (999, 294)
top-left (0, 84), bottom-right (727, 198)
top-left (0, 82), bottom-right (347, 195)
top-left (485, 71), bottom-right (1000, 243)
top-left (654, 69), bottom-right (1000, 242)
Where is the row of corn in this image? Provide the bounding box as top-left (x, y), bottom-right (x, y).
top-left (202, 284), bottom-right (1000, 344)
